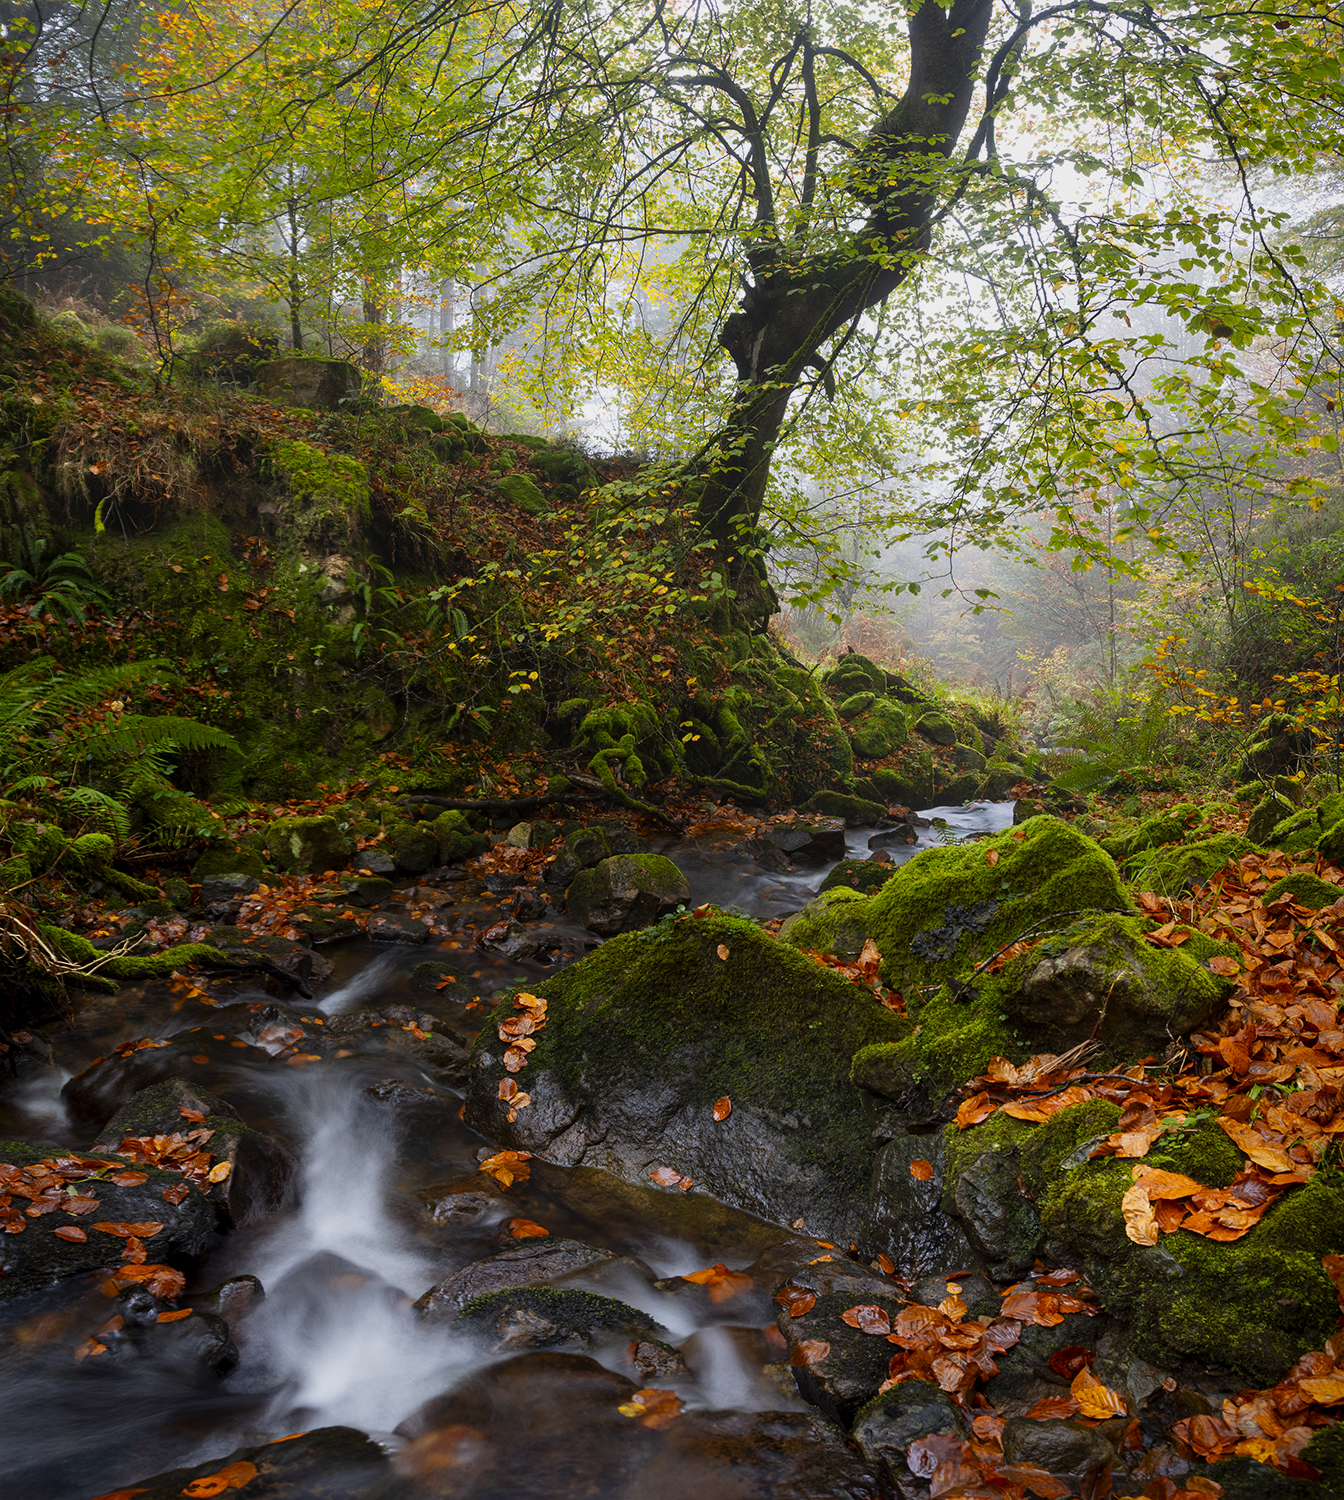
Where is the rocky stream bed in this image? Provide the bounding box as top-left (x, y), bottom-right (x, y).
top-left (1, 800), bottom-right (1341, 1500)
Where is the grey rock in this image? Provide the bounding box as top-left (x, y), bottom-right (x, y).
top-left (367, 912), bottom-right (429, 943)
top-left (853, 1380), bottom-right (962, 1477)
top-left (564, 853), bottom-right (690, 936)
top-left (766, 822), bottom-right (847, 864)
top-left (198, 872), bottom-right (258, 906)
top-left (416, 1239), bottom-right (618, 1320)
top-left (1001, 1417), bottom-right (1116, 1484)
top-left (452, 1285), bottom-right (663, 1353)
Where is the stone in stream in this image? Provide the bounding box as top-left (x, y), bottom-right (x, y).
top-left (464, 912), bottom-right (911, 1246)
top-left (93, 1077), bottom-right (294, 1231)
top-left (764, 820), bottom-right (846, 864)
top-left (95, 1282), bottom-right (238, 1376)
top-left (564, 853), bottom-right (691, 936)
top-left (394, 1350), bottom-right (884, 1499)
top-left (0, 1137), bottom-right (214, 1299)
top-left (367, 912), bottom-right (430, 943)
top-left (451, 1285), bottom-right (666, 1353)
top-left (416, 1238), bottom-right (620, 1318)
top-left (851, 1380), bottom-right (963, 1483)
top-left (88, 1426), bottom-right (388, 1500)
top-left (1001, 1417), bottom-right (1117, 1491)
top-left (511, 888), bottom-right (548, 922)
top-left (412, 1172), bottom-right (509, 1232)
top-left (776, 888), bottom-right (873, 963)
top-left (817, 858), bottom-right (893, 896)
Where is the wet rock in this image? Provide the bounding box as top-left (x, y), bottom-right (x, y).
top-left (511, 888), bottom-right (548, 922)
top-left (767, 821), bottom-right (848, 865)
top-left (868, 825), bottom-right (919, 849)
top-left (482, 870), bottom-right (523, 894)
top-left (357, 848), bottom-right (397, 876)
top-left (453, 1285), bottom-right (665, 1352)
top-left (364, 1078), bottom-right (451, 1109)
top-left (408, 959), bottom-right (458, 993)
top-left (416, 1239), bottom-right (619, 1319)
top-left (507, 819), bottom-right (560, 849)
top-left (98, 1283), bottom-right (238, 1376)
top-left (679, 1324), bottom-right (773, 1384)
top-left (1205, 1453), bottom-right (1331, 1498)
top-left (0, 1027), bottom-right (54, 1081)
top-left (627, 1336), bottom-right (691, 1382)
top-left (368, 912), bottom-right (429, 943)
top-left (542, 847), bottom-right (582, 886)
top-left (93, 1077), bottom-right (294, 1230)
top-left (0, 1137), bottom-right (214, 1298)
top-left (744, 837), bottom-right (792, 873)
top-left (774, 1263), bottom-right (907, 1426)
top-left (338, 875), bottom-right (394, 907)
top-left (550, 1252), bottom-right (660, 1299)
top-left (862, 1134), bottom-right (980, 1279)
top-left (910, 1271), bottom-right (998, 1320)
top-left (186, 1274), bottom-right (265, 1345)
top-left (981, 1310), bottom-right (1108, 1414)
top-left (799, 792), bottom-right (886, 826)
top-left (198, 872), bottom-right (259, 906)
top-left (1001, 911), bottom-right (1236, 1057)
top-left (97, 1425), bottom-right (388, 1500)
top-left (390, 823), bottom-right (440, 875)
top-left (1001, 1416), bottom-right (1116, 1488)
top-left (264, 814), bottom-right (352, 875)
top-left (478, 917), bottom-right (542, 960)
top-left (851, 1380), bottom-right (962, 1480)
top-left (945, 1140), bottom-right (1038, 1277)
top-left (464, 913), bottom-right (910, 1245)
top-left (412, 1172), bottom-right (509, 1231)
top-left (608, 829), bottom-right (650, 855)
top-left (395, 1352), bottom-right (657, 1496)
top-left (565, 854), bottom-right (691, 936)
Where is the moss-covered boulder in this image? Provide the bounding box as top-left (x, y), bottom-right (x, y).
top-left (564, 853), bottom-right (690, 935)
top-left (1263, 871), bottom-right (1342, 908)
top-left (463, 913), bottom-right (911, 1242)
top-left (495, 473), bottom-right (547, 516)
top-left (264, 814), bottom-right (351, 875)
top-left (1099, 801), bottom-right (1236, 863)
top-left (837, 692), bottom-right (875, 721)
top-left (1247, 791), bottom-right (1298, 845)
top-left (825, 653), bottom-right (886, 695)
top-left (818, 859), bottom-right (895, 897)
top-left (433, 808), bottom-right (491, 863)
top-left (914, 711), bottom-right (956, 746)
top-left (192, 847), bottom-right (266, 882)
top-left (1124, 832), bottom-right (1260, 894)
top-left (777, 888), bottom-right (875, 962)
top-left (866, 818), bottom-right (1134, 995)
top-left (390, 821), bottom-right (439, 875)
top-left (848, 699), bottom-right (909, 761)
top-left (997, 911), bottom-right (1237, 1058)
top-left (257, 355), bottom-right (363, 410)
top-left (871, 762), bottom-right (933, 809)
top-left (799, 790), bottom-right (885, 825)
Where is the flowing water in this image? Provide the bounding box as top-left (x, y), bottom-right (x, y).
top-left (0, 803), bottom-right (1012, 1499)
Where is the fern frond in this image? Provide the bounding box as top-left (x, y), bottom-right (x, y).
top-left (75, 715), bottom-right (240, 761)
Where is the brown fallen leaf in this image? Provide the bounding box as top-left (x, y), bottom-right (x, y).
top-left (790, 1338), bottom-right (830, 1367)
top-left (840, 1304), bottom-right (892, 1336)
top-left (181, 1460), bottom-right (259, 1497)
top-left (109, 1171), bottom-right (148, 1187)
top-left (716, 944), bottom-right (730, 960)
top-left (986, 848), bottom-right (1000, 866)
top-left (1217, 1117), bottom-right (1294, 1173)
top-left (53, 1226), bottom-right (87, 1242)
top-left (618, 1388), bottom-right (682, 1429)
top-left (1121, 1184), bottom-right (1160, 1246)
top-left (156, 1308), bottom-right (193, 1323)
top-left (876, 1253), bottom-right (896, 1275)
top-left (648, 1166), bottom-right (684, 1188)
top-left (956, 1092), bottom-right (996, 1129)
top-left (1070, 1365), bottom-right (1127, 1418)
top-left (681, 1263), bottom-right (752, 1301)
top-left (712, 1097), bottom-right (732, 1121)
top-left (479, 1150), bottom-right (531, 1188)
top-left (92, 1221), bottom-right (165, 1239)
top-left (775, 1284), bottom-right (817, 1318)
top-left (1208, 955), bottom-right (1241, 976)
top-left (162, 1183), bottom-right (191, 1206)
top-left (909, 1159), bottom-right (934, 1181)
top-left (207, 1161), bottom-right (232, 1184)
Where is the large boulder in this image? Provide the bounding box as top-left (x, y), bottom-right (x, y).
top-left (565, 854), bottom-right (690, 936)
top-left (263, 814), bottom-right (351, 875)
top-left (847, 699), bottom-right (909, 761)
top-left (256, 355), bottom-right (364, 410)
top-left (997, 912), bottom-right (1237, 1057)
top-left (464, 913), bottom-right (910, 1243)
top-left (866, 817), bottom-right (1134, 995)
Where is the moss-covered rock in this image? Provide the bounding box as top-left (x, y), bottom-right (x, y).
top-left (192, 847), bottom-right (266, 881)
top-left (390, 822), bottom-right (439, 875)
top-left (1264, 806), bottom-right (1326, 855)
top-left (495, 473), bottom-right (547, 516)
top-left (266, 438), bottom-right (370, 551)
top-left (1124, 832), bottom-right (1260, 895)
top-left (463, 913), bottom-right (910, 1241)
top-left (777, 888), bottom-right (875, 962)
top-left (451, 1285), bottom-right (662, 1350)
top-left (433, 809), bottom-right (491, 863)
top-left (867, 818), bottom-right (1134, 995)
top-left (837, 692), bottom-right (875, 721)
top-left (1099, 800), bottom-right (1238, 863)
top-left (264, 814), bottom-right (352, 875)
top-left (799, 791), bottom-right (885, 825)
top-left (1318, 819), bottom-right (1344, 866)
top-left (848, 699), bottom-right (910, 761)
top-left (914, 711), bottom-right (956, 746)
top-left (564, 853), bottom-right (690, 935)
top-left (824, 654), bottom-right (886, 694)
top-left (850, 989), bottom-right (1023, 1110)
top-left (818, 859), bottom-right (895, 897)
top-left (1247, 792), bottom-right (1298, 845)
top-left (996, 911), bottom-right (1237, 1058)
top-left (1264, 871), bottom-right (1342, 908)
top-left (870, 761), bottom-right (933, 809)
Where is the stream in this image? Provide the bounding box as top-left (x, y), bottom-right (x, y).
top-left (0, 801), bottom-right (1014, 1500)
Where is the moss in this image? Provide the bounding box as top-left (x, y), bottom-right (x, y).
top-left (1147, 1117), bottom-right (1244, 1189)
top-left (1265, 807), bottom-right (1326, 854)
top-left (476, 912), bottom-right (909, 1198)
top-left (495, 473), bottom-right (547, 515)
top-left (1302, 1419), bottom-right (1344, 1494)
top-left (193, 847), bottom-right (267, 881)
top-left (432, 809), bottom-right (490, 863)
top-left (800, 791), bottom-right (885, 824)
top-left (266, 439), bottom-right (370, 546)
top-left (819, 859), bottom-right (896, 896)
top-left (1019, 1097), bottom-right (1123, 1198)
top-left (837, 692), bottom-right (875, 720)
top-left (824, 654), bottom-right (886, 694)
top-left (942, 1110), bottom-right (1037, 1182)
top-left (777, 888), bottom-right (875, 961)
top-left (1124, 832), bottom-right (1261, 895)
top-left (992, 911), bottom-right (1236, 1058)
top-left (915, 711), bottom-right (956, 746)
top-left (264, 814), bottom-right (351, 875)
top-left (1247, 792), bottom-right (1297, 845)
top-left (1264, 871), bottom-right (1342, 908)
top-left (1100, 801), bottom-right (1238, 862)
top-left (868, 817), bottom-right (1134, 994)
top-left (40, 925), bottom-right (227, 982)
top-left (848, 699), bottom-right (910, 761)
top-left (1319, 820), bottom-right (1344, 866)
top-left (852, 989), bottom-right (1023, 1106)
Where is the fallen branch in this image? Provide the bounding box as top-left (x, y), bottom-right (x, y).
top-left (397, 792), bottom-right (603, 813)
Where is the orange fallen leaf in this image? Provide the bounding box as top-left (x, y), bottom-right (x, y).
top-left (181, 1460), bottom-right (259, 1496)
top-left (711, 1097), bottom-right (731, 1121)
top-left (1208, 955), bottom-right (1241, 976)
top-left (93, 1221), bottom-right (165, 1239)
top-left (648, 1166), bottom-right (684, 1188)
top-left (956, 1092), bottom-right (995, 1129)
top-left (1070, 1365), bottom-right (1127, 1418)
top-left (1299, 1375), bottom-right (1344, 1403)
top-left (986, 848), bottom-right (1000, 866)
top-left (110, 1171), bottom-right (148, 1186)
top-left (876, 1253), bottom-right (896, 1275)
top-left (479, 1150), bottom-right (531, 1188)
top-left (1023, 1395), bottom-right (1080, 1420)
top-left (507, 1219), bottom-right (550, 1239)
top-left (618, 1388), bottom-right (682, 1429)
top-left (1217, 1117), bottom-right (1294, 1173)
top-left (156, 1308), bottom-right (193, 1323)
top-left (909, 1159), bottom-right (934, 1181)
top-left (790, 1338), bottom-right (831, 1366)
top-left (207, 1162), bottom-right (232, 1184)
top-left (716, 944), bottom-right (730, 960)
top-left (1121, 1184), bottom-right (1159, 1246)
top-left (53, 1226), bottom-right (87, 1242)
